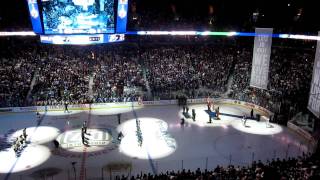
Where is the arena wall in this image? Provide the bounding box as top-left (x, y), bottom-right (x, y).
top-left (0, 98), bottom-right (273, 117)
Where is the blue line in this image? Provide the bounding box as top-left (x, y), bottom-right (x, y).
top-left (130, 101), bottom-right (157, 175)
top-left (146, 149), bottom-right (157, 175)
top-left (4, 112), bottom-right (46, 180)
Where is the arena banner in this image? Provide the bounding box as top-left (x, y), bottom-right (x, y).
top-left (250, 28), bottom-right (273, 89)
top-left (308, 31), bottom-right (320, 118)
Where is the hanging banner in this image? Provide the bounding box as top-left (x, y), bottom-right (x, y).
top-left (250, 28), bottom-right (273, 89)
top-left (308, 31), bottom-right (320, 118)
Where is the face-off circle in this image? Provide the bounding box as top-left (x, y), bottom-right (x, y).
top-left (118, 118), bottom-right (177, 159)
top-left (9, 126), bottom-right (61, 145)
top-left (56, 128), bottom-right (113, 153)
top-left (0, 145), bottom-right (50, 173)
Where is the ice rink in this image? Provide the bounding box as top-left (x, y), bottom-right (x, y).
top-left (0, 102), bottom-right (310, 179)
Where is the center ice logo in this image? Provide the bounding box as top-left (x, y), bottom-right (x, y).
top-left (57, 129), bottom-right (112, 149)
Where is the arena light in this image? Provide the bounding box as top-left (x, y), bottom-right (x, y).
top-left (132, 31), bottom-right (320, 41)
top-left (279, 34), bottom-right (320, 41)
top-left (1, 30), bottom-right (319, 41)
top-left (171, 31), bottom-right (197, 35)
top-left (198, 31), bottom-right (238, 36)
top-left (136, 31), bottom-right (236, 36)
top-left (137, 31), bottom-right (197, 35)
top-left (237, 32), bottom-right (257, 37)
top-left (238, 32), bottom-right (277, 38)
top-left (137, 31), bottom-right (165, 35)
top-left (200, 31), bottom-right (211, 36)
top-left (279, 34), bottom-right (289, 38)
top-left (39, 109), bottom-right (82, 116)
top-left (227, 32), bottom-right (238, 36)
top-left (0, 31), bottom-right (36, 36)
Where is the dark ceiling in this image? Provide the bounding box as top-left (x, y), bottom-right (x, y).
top-left (0, 0), bottom-right (318, 33)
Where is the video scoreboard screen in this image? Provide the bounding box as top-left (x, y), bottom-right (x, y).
top-left (26, 0), bottom-right (128, 39)
top-left (41, 0), bottom-right (115, 34)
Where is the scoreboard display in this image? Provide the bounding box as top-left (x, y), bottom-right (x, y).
top-left (40, 33), bottom-right (125, 44)
top-left (26, 0), bottom-right (128, 44)
top-left (42, 0), bottom-right (115, 34)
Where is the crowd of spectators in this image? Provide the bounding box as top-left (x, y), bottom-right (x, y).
top-left (269, 48), bottom-right (314, 110)
top-left (0, 37), bottom-right (316, 126)
top-left (230, 48), bottom-right (283, 113)
top-left (230, 45), bottom-right (315, 123)
top-left (0, 40), bottom-right (148, 106)
top-left (31, 46), bottom-right (91, 106)
top-left (113, 152), bottom-right (319, 180)
top-left (92, 46), bottom-right (146, 103)
top-left (0, 38), bottom-right (38, 107)
top-left (142, 45), bottom-right (235, 99)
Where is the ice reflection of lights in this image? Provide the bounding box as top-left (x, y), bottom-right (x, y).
top-left (90, 107), bottom-right (132, 115)
top-left (231, 120), bottom-right (283, 135)
top-left (179, 104), bottom-right (281, 135)
top-left (56, 128), bottom-right (112, 152)
top-left (90, 103), bottom-right (143, 115)
top-left (0, 145), bottom-right (50, 173)
top-left (39, 110), bottom-right (82, 116)
top-left (38, 102), bottom-right (144, 116)
top-left (221, 124), bottom-right (229, 129)
top-left (9, 126), bottom-right (60, 145)
top-left (178, 106), bottom-right (235, 128)
top-left (118, 118), bottom-right (177, 159)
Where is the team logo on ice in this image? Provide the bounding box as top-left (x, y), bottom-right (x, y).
top-left (57, 129), bottom-right (112, 149)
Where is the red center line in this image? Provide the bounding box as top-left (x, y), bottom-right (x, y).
top-left (79, 108), bottom-right (92, 180)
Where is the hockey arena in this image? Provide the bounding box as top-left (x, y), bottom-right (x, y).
top-left (0, 100), bottom-right (311, 179)
top-left (1, 0), bottom-right (320, 179)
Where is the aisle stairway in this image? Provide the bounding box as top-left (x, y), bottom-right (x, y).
top-left (25, 71), bottom-right (38, 105)
top-left (221, 73), bottom-right (234, 98)
top-left (88, 74), bottom-right (94, 100)
top-left (142, 68), bottom-right (152, 100)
